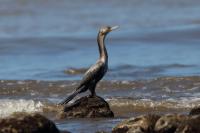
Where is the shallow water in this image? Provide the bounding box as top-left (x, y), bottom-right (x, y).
top-left (0, 77), bottom-right (200, 132)
top-left (0, 0), bottom-right (200, 132)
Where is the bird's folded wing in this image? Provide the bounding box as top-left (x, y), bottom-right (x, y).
top-left (78, 61), bottom-right (104, 86)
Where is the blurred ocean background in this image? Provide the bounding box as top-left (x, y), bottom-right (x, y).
top-left (0, 0), bottom-right (200, 132)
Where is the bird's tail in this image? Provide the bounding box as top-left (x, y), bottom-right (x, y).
top-left (59, 90), bottom-right (80, 105)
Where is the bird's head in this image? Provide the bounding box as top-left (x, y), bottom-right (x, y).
top-left (99, 26), bottom-right (119, 36)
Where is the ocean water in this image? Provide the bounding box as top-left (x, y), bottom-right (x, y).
top-left (0, 0), bottom-right (200, 132)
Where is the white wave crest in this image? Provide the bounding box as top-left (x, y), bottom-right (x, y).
top-left (0, 99), bottom-right (43, 118)
top-left (106, 97), bottom-right (200, 109)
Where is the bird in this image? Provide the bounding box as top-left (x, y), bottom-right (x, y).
top-left (59, 26), bottom-right (119, 105)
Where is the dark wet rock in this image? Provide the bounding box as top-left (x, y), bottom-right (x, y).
top-left (154, 114), bottom-right (189, 133)
top-left (175, 115), bottom-right (200, 133)
top-left (112, 114), bottom-right (160, 133)
top-left (58, 96), bottom-right (114, 118)
top-left (60, 131), bottom-right (71, 133)
top-left (189, 106), bottom-right (200, 115)
top-left (64, 67), bottom-right (87, 75)
top-left (95, 131), bottom-right (109, 133)
top-left (0, 112), bottom-right (63, 133)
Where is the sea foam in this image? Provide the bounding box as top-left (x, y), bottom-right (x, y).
top-left (0, 99), bottom-right (43, 118)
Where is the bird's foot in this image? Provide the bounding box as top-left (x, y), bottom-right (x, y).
top-left (88, 93), bottom-right (96, 98)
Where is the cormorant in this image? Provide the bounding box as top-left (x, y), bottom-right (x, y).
top-left (59, 26), bottom-right (119, 105)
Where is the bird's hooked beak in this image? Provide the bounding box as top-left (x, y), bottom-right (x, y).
top-left (110, 26), bottom-right (119, 31)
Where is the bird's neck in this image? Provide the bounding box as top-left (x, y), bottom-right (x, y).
top-left (97, 32), bottom-right (108, 62)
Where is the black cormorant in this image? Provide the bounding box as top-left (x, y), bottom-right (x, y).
top-left (59, 26), bottom-right (119, 105)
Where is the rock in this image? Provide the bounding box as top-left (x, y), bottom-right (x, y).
top-left (175, 115), bottom-right (200, 133)
top-left (95, 131), bottom-right (109, 133)
top-left (0, 112), bottom-right (62, 133)
top-left (189, 107), bottom-right (200, 115)
top-left (112, 114), bottom-right (160, 133)
top-left (154, 114), bottom-right (189, 133)
top-left (58, 95), bottom-right (114, 118)
top-left (60, 131), bottom-right (71, 133)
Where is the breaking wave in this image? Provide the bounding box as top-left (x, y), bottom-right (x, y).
top-left (0, 99), bottom-right (43, 118)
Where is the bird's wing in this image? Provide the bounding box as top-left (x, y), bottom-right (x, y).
top-left (78, 61), bottom-right (104, 87)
